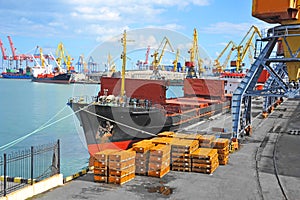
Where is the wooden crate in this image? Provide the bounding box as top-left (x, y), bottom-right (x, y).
top-left (171, 161), bottom-right (191, 168)
top-left (148, 166), bottom-right (170, 178)
top-left (135, 152), bottom-right (149, 160)
top-left (199, 143), bottom-right (212, 148)
top-left (219, 157), bottom-right (229, 165)
top-left (108, 158), bottom-right (135, 170)
top-left (157, 131), bottom-right (175, 137)
top-left (94, 168), bottom-right (108, 176)
top-left (150, 137), bottom-right (175, 145)
top-left (149, 154), bottom-right (170, 163)
top-left (216, 146), bottom-right (229, 154)
top-left (135, 166), bottom-right (148, 175)
top-left (94, 160), bottom-right (108, 169)
top-left (94, 149), bottom-right (119, 162)
top-left (218, 152), bottom-right (229, 160)
top-left (199, 135), bottom-right (216, 144)
top-left (108, 173), bottom-right (135, 185)
top-left (132, 140), bottom-right (155, 153)
top-left (148, 159), bottom-right (170, 170)
top-left (171, 166), bottom-right (191, 172)
top-left (190, 148), bottom-right (218, 160)
top-left (191, 164), bottom-right (218, 174)
top-left (171, 152), bottom-right (190, 159)
top-left (109, 150), bottom-right (136, 162)
top-left (149, 144), bottom-right (171, 157)
top-left (212, 138), bottom-right (229, 149)
top-left (109, 165), bottom-right (135, 177)
top-left (94, 174), bottom-right (107, 183)
top-left (171, 139), bottom-right (199, 154)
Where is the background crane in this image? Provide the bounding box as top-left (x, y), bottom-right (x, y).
top-left (231, 25), bottom-right (262, 72)
top-left (55, 42), bottom-right (74, 72)
top-left (186, 28), bottom-right (203, 78)
top-left (151, 36), bottom-right (174, 79)
top-left (213, 40), bottom-right (236, 74)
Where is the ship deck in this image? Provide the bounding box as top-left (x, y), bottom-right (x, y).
top-left (31, 97), bottom-right (300, 200)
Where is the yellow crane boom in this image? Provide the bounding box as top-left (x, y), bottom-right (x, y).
top-left (231, 25), bottom-right (262, 71)
top-left (214, 40), bottom-right (236, 73)
top-left (151, 36), bottom-right (174, 71)
top-left (55, 42), bottom-right (73, 72)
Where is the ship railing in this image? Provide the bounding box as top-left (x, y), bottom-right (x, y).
top-left (0, 140), bottom-right (60, 197)
top-left (69, 95), bottom-right (96, 104)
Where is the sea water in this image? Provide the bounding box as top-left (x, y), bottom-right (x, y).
top-left (0, 79), bottom-right (99, 176)
top-left (0, 78), bottom-right (183, 177)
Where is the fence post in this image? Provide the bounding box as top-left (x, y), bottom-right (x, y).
top-left (31, 146), bottom-right (34, 185)
top-left (57, 140), bottom-right (60, 174)
top-left (3, 153), bottom-right (6, 196)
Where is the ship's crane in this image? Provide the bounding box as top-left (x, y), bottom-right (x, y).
top-left (186, 28), bottom-right (204, 78)
top-left (213, 40), bottom-right (236, 73)
top-left (231, 25), bottom-right (262, 72)
top-left (173, 49), bottom-right (180, 72)
top-left (151, 36), bottom-right (174, 79)
top-left (55, 42), bottom-right (74, 72)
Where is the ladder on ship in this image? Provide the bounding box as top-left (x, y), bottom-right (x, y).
top-left (231, 25), bottom-right (300, 138)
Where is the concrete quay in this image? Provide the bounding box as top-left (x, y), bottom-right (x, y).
top-left (31, 98), bottom-right (300, 200)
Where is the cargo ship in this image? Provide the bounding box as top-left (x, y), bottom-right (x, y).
top-left (67, 30), bottom-right (233, 156)
top-left (1, 68), bottom-right (32, 79)
top-left (68, 76), bottom-right (230, 155)
top-left (31, 73), bottom-right (75, 84)
top-left (31, 62), bottom-right (75, 84)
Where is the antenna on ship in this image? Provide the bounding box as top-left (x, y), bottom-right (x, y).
top-left (120, 30), bottom-right (134, 97)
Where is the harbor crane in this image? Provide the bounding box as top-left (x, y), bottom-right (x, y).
top-left (0, 38), bottom-right (9, 61)
top-left (231, 25), bottom-right (262, 72)
top-left (231, 0), bottom-right (300, 138)
top-left (173, 49), bottom-right (180, 72)
top-left (213, 40), bottom-right (236, 73)
top-left (88, 56), bottom-right (98, 73)
top-left (55, 42), bottom-right (74, 72)
top-left (151, 36), bottom-right (174, 79)
top-left (186, 28), bottom-right (203, 78)
top-left (6, 36), bottom-right (33, 68)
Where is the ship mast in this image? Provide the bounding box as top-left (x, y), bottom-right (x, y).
top-left (120, 30), bottom-right (127, 97)
top-left (120, 30), bottom-right (134, 96)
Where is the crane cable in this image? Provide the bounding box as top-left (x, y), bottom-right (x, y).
top-left (0, 103), bottom-right (93, 151)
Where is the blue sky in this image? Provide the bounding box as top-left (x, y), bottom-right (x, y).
top-left (0, 0), bottom-right (271, 71)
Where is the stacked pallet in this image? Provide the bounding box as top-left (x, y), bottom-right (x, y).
top-left (132, 140), bottom-right (155, 175)
top-left (171, 138), bottom-right (199, 172)
top-left (94, 149), bottom-right (119, 183)
top-left (107, 150), bottom-right (136, 185)
top-left (148, 144), bottom-right (171, 178)
top-left (198, 135), bottom-right (215, 148)
top-left (212, 138), bottom-right (230, 165)
top-left (157, 131), bottom-right (175, 137)
top-left (190, 148), bottom-right (219, 174)
top-left (150, 137), bottom-right (174, 145)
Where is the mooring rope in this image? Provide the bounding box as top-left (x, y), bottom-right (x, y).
top-left (82, 107), bottom-right (158, 137)
top-left (0, 103), bottom-right (93, 151)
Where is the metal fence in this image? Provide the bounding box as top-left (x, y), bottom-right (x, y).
top-left (0, 140), bottom-right (60, 197)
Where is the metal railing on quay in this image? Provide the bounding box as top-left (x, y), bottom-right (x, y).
top-left (0, 140), bottom-right (60, 197)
